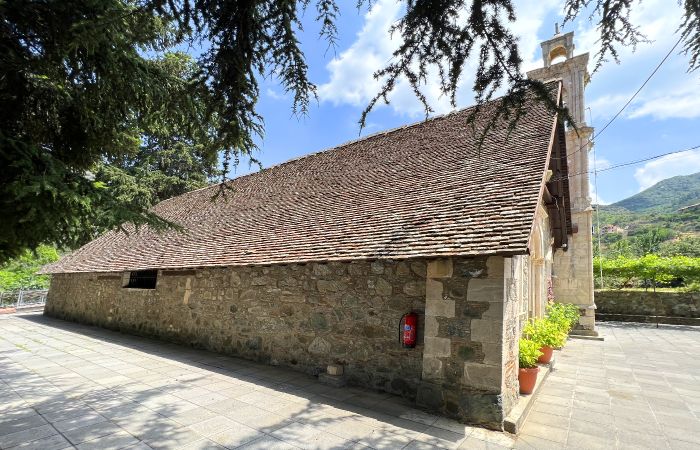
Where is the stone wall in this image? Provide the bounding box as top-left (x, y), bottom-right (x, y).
top-left (47, 260), bottom-right (428, 398)
top-left (415, 256), bottom-right (516, 429)
top-left (46, 256), bottom-right (514, 428)
top-left (595, 290), bottom-right (699, 318)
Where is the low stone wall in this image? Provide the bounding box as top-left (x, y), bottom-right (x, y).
top-left (46, 256), bottom-right (517, 429)
top-left (595, 290), bottom-right (700, 322)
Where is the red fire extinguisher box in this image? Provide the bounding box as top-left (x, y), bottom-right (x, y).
top-left (400, 312), bottom-right (420, 348)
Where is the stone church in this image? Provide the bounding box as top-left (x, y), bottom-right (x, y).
top-left (43, 31), bottom-right (596, 429)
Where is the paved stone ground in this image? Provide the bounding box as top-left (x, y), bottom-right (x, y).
top-left (1, 315), bottom-right (699, 450)
top-left (0, 314), bottom-right (514, 450)
top-left (517, 322), bottom-right (700, 450)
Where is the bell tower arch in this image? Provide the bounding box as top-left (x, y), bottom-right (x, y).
top-left (527, 26), bottom-right (598, 335)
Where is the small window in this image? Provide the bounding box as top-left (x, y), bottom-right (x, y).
top-left (126, 270), bottom-right (158, 289)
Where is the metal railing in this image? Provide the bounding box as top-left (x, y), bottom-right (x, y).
top-left (0, 289), bottom-right (48, 310)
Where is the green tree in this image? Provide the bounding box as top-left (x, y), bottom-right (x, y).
top-left (89, 53), bottom-right (221, 236)
top-left (659, 235), bottom-right (700, 257)
top-left (630, 228), bottom-right (675, 256)
top-left (0, 245), bottom-right (59, 290)
top-left (594, 254), bottom-right (700, 290)
top-left (2, 0), bottom-right (699, 262)
top-left (0, 2), bottom-right (222, 261)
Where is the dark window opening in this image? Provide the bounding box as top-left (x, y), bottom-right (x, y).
top-left (126, 270), bottom-right (158, 289)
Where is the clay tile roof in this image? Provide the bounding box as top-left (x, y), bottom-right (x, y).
top-left (43, 82), bottom-right (561, 274)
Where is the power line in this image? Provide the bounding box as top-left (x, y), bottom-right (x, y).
top-left (550, 144), bottom-right (700, 182)
top-left (553, 33), bottom-right (685, 161)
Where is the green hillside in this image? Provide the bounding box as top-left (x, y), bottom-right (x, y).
top-left (594, 172), bottom-right (700, 258)
top-left (612, 172), bottom-right (700, 213)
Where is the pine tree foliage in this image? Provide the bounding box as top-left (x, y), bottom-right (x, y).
top-left (1, 0), bottom-right (699, 263)
top-left (0, 2), bottom-right (219, 261)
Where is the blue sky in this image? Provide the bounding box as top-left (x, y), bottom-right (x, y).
top-left (229, 0), bottom-right (700, 205)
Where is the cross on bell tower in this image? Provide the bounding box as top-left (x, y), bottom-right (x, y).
top-left (527, 27), bottom-right (598, 336)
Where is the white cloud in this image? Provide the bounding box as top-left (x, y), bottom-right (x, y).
top-left (317, 0), bottom-right (403, 108)
top-left (589, 154), bottom-right (611, 204)
top-left (575, 0), bottom-right (683, 67)
top-left (514, 0), bottom-right (561, 71)
top-left (590, 184), bottom-right (609, 205)
top-left (266, 88), bottom-right (287, 100)
top-left (318, 0), bottom-right (561, 118)
top-left (588, 83), bottom-right (700, 122)
top-left (317, 0), bottom-right (697, 125)
top-left (634, 149), bottom-right (700, 191)
top-left (590, 155), bottom-right (611, 171)
top-left (580, 0), bottom-right (700, 122)
top-left (587, 93), bottom-right (630, 121)
top-left (628, 85), bottom-right (700, 120)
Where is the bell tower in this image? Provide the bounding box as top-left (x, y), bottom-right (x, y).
top-left (527, 26), bottom-right (597, 335)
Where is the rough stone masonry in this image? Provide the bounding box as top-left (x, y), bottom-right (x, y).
top-left (46, 256), bottom-right (519, 429)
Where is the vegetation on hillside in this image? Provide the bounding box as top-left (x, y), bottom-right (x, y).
top-left (594, 172), bottom-right (700, 291)
top-left (597, 206), bottom-right (700, 236)
top-left (594, 255), bottom-right (700, 292)
top-left (612, 172), bottom-right (700, 213)
top-left (595, 172), bottom-right (700, 255)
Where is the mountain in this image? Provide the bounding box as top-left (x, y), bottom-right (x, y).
top-left (596, 172), bottom-right (700, 236)
top-left (611, 172), bottom-right (700, 213)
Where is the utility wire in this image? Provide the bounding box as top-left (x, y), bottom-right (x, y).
top-left (552, 33), bottom-right (685, 161)
top-left (549, 144), bottom-right (700, 183)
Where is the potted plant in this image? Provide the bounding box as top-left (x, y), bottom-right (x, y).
top-left (546, 302), bottom-right (581, 333)
top-left (519, 338), bottom-right (542, 394)
top-left (523, 318), bottom-right (566, 364)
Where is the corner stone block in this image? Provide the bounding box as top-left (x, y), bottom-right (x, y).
top-left (485, 256), bottom-right (504, 279)
top-left (422, 356), bottom-right (444, 380)
top-left (425, 278), bottom-right (456, 318)
top-left (417, 381), bottom-right (445, 410)
top-left (470, 319), bottom-right (503, 344)
top-left (424, 337), bottom-right (451, 357)
top-left (463, 362), bottom-right (502, 392)
top-left (424, 316), bottom-right (439, 337)
top-left (426, 298), bottom-right (455, 318)
top-left (579, 315), bottom-right (595, 329)
top-left (426, 278), bottom-right (443, 302)
top-left (480, 342), bottom-right (504, 366)
top-left (327, 364), bottom-right (344, 376)
top-left (467, 278), bottom-right (504, 306)
top-left (427, 259), bottom-right (453, 279)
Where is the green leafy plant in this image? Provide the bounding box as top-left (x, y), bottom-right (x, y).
top-left (0, 245), bottom-right (59, 290)
top-left (546, 303), bottom-right (580, 333)
top-left (593, 255), bottom-right (700, 291)
top-left (523, 318), bottom-right (567, 349)
top-left (519, 338), bottom-right (543, 369)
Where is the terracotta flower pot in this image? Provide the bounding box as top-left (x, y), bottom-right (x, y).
top-left (519, 367), bottom-right (539, 394)
top-left (537, 346), bottom-right (554, 364)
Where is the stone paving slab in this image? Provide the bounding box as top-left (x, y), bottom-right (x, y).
top-left (2, 315), bottom-right (698, 449)
top-left (0, 314), bottom-right (512, 450)
top-left (516, 322), bottom-right (700, 450)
